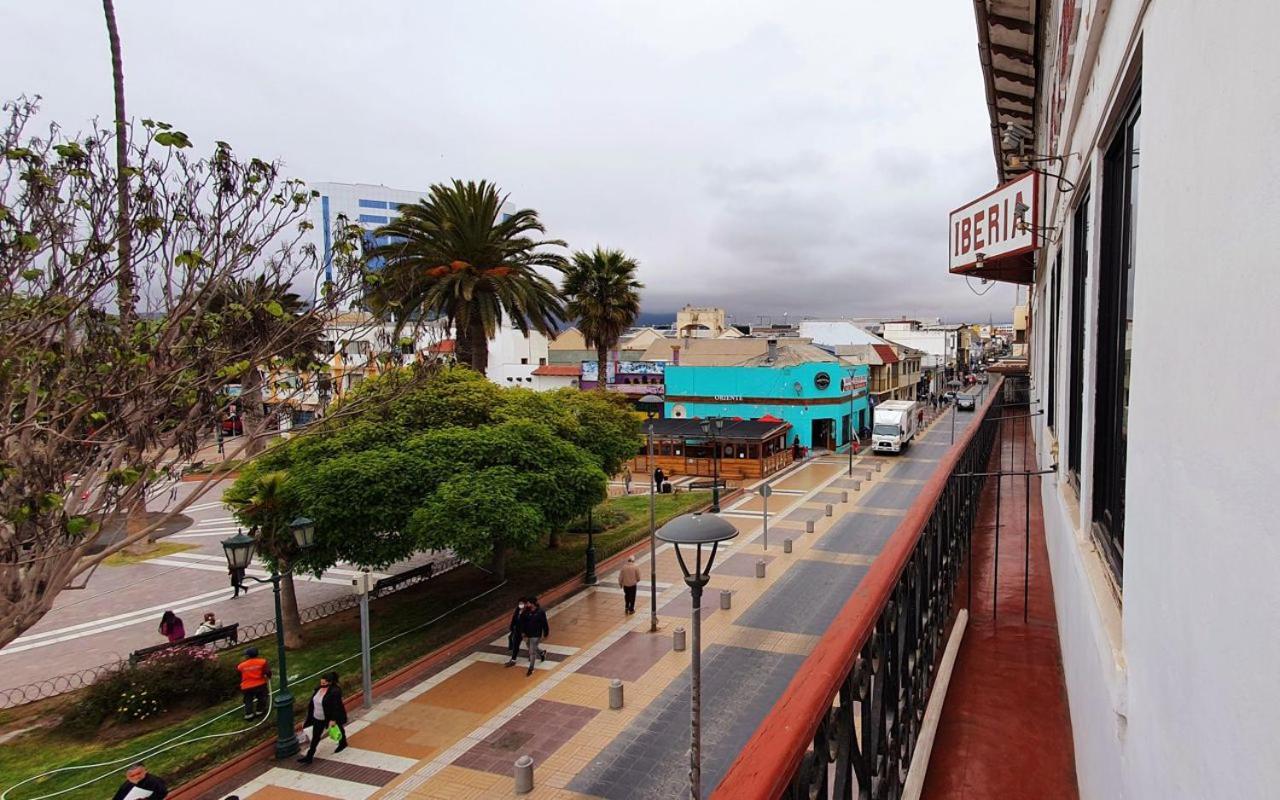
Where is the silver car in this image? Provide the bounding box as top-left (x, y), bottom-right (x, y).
top-left (956, 394), bottom-right (976, 411)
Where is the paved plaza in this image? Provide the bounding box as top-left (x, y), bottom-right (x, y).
top-left (214, 399), bottom-right (984, 800)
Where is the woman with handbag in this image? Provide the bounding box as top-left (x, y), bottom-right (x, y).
top-left (298, 672), bottom-right (348, 763)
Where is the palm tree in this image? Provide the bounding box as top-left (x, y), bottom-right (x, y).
top-left (228, 470), bottom-right (307, 648)
top-left (365, 180), bottom-right (566, 375)
top-left (209, 276), bottom-right (323, 457)
top-left (561, 248), bottom-right (644, 392)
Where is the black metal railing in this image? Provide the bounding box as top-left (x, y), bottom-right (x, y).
top-left (715, 379), bottom-right (1001, 800)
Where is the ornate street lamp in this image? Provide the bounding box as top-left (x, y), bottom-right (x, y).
top-left (656, 512), bottom-right (738, 800)
top-left (220, 519), bottom-right (315, 759)
top-left (698, 417), bottom-right (725, 513)
top-left (638, 393), bottom-right (663, 633)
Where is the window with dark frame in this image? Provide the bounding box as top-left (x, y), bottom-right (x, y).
top-left (1047, 253), bottom-right (1061, 431)
top-left (1067, 191), bottom-right (1090, 488)
top-left (1092, 91), bottom-right (1141, 583)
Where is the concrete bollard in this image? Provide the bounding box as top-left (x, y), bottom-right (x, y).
top-left (514, 755), bottom-right (534, 794)
top-left (720, 589), bottom-right (732, 610)
top-left (805, 519), bottom-right (815, 533)
top-left (851, 479), bottom-right (861, 491)
top-left (874, 462), bottom-right (882, 472)
top-left (609, 679), bottom-right (624, 709)
top-left (673, 627), bottom-right (686, 651)
top-left (825, 504), bottom-right (833, 517)
top-left (784, 538), bottom-right (793, 553)
top-left (841, 491), bottom-right (849, 503)
top-left (755, 560), bottom-right (766, 578)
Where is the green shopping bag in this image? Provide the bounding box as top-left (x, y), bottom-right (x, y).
top-left (327, 723), bottom-right (342, 742)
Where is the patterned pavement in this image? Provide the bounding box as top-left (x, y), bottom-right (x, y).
top-left (215, 400), bottom-right (983, 800)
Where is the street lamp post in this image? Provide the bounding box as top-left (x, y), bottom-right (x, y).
top-left (698, 417), bottom-right (725, 513)
top-left (584, 506), bottom-right (598, 585)
top-left (221, 517), bottom-right (316, 760)
top-left (639, 394), bottom-right (663, 634)
top-left (656, 513), bottom-right (739, 800)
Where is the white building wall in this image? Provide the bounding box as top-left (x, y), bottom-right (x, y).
top-left (1025, 1), bottom-right (1280, 798)
top-left (879, 329), bottom-right (952, 369)
top-left (486, 326), bottom-right (551, 389)
top-left (798, 320), bottom-right (882, 347)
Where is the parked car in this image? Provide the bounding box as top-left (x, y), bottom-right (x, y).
top-left (956, 394), bottom-right (976, 412)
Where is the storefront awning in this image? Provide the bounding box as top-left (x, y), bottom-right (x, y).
top-left (645, 418), bottom-right (791, 442)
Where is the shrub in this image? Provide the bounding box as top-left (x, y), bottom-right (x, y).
top-left (61, 646), bottom-right (240, 735)
top-left (566, 506), bottom-right (627, 533)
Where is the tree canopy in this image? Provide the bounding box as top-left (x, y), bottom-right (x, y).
top-left (561, 247), bottom-right (643, 394)
top-left (363, 180), bottom-right (567, 374)
top-left (227, 367), bottom-right (639, 580)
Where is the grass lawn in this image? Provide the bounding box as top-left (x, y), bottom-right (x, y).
top-left (0, 490), bottom-right (708, 800)
top-left (102, 541), bottom-right (197, 566)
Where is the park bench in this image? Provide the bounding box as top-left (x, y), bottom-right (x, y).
top-left (128, 623), bottom-right (239, 664)
top-left (372, 562), bottom-right (434, 598)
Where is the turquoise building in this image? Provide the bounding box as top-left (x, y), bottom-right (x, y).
top-left (663, 356), bottom-right (871, 451)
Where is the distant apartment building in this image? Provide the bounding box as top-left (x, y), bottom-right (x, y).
top-left (308, 181), bottom-right (513, 286)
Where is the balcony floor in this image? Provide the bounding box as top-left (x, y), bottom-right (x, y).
top-left (922, 410), bottom-right (1079, 800)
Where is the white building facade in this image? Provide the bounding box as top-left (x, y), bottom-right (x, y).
top-left (957, 2), bottom-right (1280, 798)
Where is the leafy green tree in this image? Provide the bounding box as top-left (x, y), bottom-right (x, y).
top-left (365, 180), bottom-right (567, 374)
top-left (553, 389), bottom-right (641, 477)
top-left (561, 247), bottom-right (643, 392)
top-left (409, 468), bottom-right (545, 581)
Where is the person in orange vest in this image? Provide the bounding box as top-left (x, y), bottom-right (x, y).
top-left (237, 647), bottom-right (272, 721)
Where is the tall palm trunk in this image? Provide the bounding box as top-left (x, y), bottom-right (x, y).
top-left (279, 558), bottom-right (304, 649)
top-left (457, 315), bottom-right (490, 375)
top-left (596, 344), bottom-right (608, 392)
top-left (102, 0), bottom-right (135, 328)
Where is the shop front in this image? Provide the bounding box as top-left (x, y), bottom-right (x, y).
top-left (662, 361), bottom-right (871, 451)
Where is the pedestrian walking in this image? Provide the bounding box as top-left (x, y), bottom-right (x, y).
top-left (653, 466), bottom-right (665, 494)
top-left (195, 612), bottom-right (219, 635)
top-left (622, 466), bottom-right (633, 495)
top-left (236, 647), bottom-right (271, 720)
top-left (518, 597), bottom-right (549, 677)
top-left (619, 556), bottom-right (641, 615)
top-left (917, 408), bottom-right (925, 428)
top-left (112, 762), bottom-right (168, 800)
top-left (298, 672), bottom-right (348, 763)
top-left (229, 565), bottom-right (246, 598)
top-left (158, 610), bottom-right (185, 643)
top-left (503, 598), bottom-right (528, 667)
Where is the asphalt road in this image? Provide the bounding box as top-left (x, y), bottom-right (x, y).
top-left (0, 478), bottom-right (439, 693)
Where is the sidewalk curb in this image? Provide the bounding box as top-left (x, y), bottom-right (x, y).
top-left (172, 498), bottom-right (710, 800)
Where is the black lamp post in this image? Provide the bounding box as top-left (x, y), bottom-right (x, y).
top-left (221, 516), bottom-right (316, 760)
top-left (638, 393), bottom-right (664, 633)
top-left (584, 505), bottom-right (598, 586)
top-left (656, 512), bottom-right (738, 800)
top-left (698, 417), bottom-right (725, 513)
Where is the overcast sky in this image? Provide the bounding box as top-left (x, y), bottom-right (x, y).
top-left (1, 0), bottom-right (1017, 323)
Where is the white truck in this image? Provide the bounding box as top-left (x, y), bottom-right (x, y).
top-left (872, 399), bottom-right (920, 454)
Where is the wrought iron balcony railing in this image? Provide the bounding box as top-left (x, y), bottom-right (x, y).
top-left (713, 380), bottom-right (1001, 800)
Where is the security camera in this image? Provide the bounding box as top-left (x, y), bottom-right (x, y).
top-left (976, 251), bottom-right (987, 264)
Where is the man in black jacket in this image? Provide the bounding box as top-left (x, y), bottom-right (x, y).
top-left (112, 763), bottom-right (167, 799)
top-left (503, 598), bottom-right (527, 667)
top-left (518, 597), bottom-right (549, 676)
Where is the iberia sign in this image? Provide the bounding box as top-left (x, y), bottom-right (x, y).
top-left (948, 171), bottom-right (1039, 272)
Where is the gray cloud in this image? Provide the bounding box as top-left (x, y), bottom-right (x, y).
top-left (0, 0), bottom-right (1012, 323)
